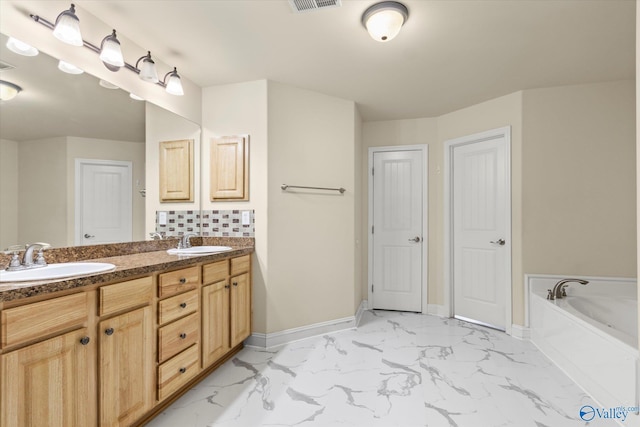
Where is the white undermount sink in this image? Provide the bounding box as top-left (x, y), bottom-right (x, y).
top-left (0, 262), bottom-right (116, 283)
top-left (166, 246), bottom-right (233, 256)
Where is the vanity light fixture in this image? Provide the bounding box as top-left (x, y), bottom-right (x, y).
top-left (361, 1), bottom-right (409, 42)
top-left (99, 30), bottom-right (124, 69)
top-left (30, 7), bottom-right (185, 95)
top-left (163, 67), bottom-right (184, 96)
top-left (136, 51), bottom-right (159, 83)
top-left (6, 37), bottom-right (39, 56)
top-left (52, 3), bottom-right (83, 47)
top-left (0, 80), bottom-right (22, 101)
top-left (58, 60), bottom-right (84, 74)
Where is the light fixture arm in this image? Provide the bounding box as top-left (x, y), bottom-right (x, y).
top-left (135, 51), bottom-right (153, 69)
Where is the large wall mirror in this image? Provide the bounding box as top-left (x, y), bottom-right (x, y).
top-left (0, 32), bottom-right (201, 250)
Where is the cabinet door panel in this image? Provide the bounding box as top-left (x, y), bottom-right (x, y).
top-left (1, 328), bottom-right (96, 427)
top-left (99, 306), bottom-right (153, 427)
top-left (230, 273), bottom-right (251, 348)
top-left (202, 281), bottom-right (230, 367)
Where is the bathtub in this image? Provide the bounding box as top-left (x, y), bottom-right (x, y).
top-left (527, 275), bottom-right (639, 425)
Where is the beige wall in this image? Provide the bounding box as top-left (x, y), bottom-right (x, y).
top-left (19, 138), bottom-right (68, 247)
top-left (67, 137), bottom-right (146, 243)
top-left (354, 107), bottom-right (363, 311)
top-left (201, 80), bottom-right (269, 334)
top-left (0, 139), bottom-right (19, 250)
top-left (145, 103), bottom-right (202, 237)
top-left (267, 81), bottom-right (356, 332)
top-left (522, 80), bottom-right (636, 278)
top-left (0, 1), bottom-right (201, 124)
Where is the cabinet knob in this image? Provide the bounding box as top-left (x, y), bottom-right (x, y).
top-left (232, 282), bottom-right (238, 287)
top-left (180, 302), bottom-right (187, 309)
top-left (179, 367), bottom-right (187, 374)
top-left (179, 277), bottom-right (187, 284)
top-left (79, 336), bottom-right (90, 345)
top-left (179, 332), bottom-right (187, 339)
top-left (105, 328), bottom-right (115, 336)
top-left (224, 284), bottom-right (230, 289)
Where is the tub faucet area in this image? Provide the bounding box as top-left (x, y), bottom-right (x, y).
top-left (547, 278), bottom-right (589, 300)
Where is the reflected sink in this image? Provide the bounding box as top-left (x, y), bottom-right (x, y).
top-left (0, 262), bottom-right (116, 283)
top-left (167, 246), bottom-right (233, 256)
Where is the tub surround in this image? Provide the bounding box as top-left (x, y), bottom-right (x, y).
top-left (528, 275), bottom-right (639, 425)
top-left (0, 237), bottom-right (254, 303)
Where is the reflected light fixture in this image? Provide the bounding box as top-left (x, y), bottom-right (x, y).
top-left (361, 1), bottom-right (408, 42)
top-left (58, 60), bottom-right (84, 74)
top-left (163, 67), bottom-right (184, 96)
top-left (99, 79), bottom-right (119, 90)
top-left (0, 81), bottom-right (22, 101)
top-left (129, 93), bottom-right (144, 101)
top-left (6, 37), bottom-right (39, 56)
top-left (53, 3), bottom-right (83, 46)
top-left (136, 51), bottom-right (159, 83)
top-left (99, 29), bottom-right (124, 69)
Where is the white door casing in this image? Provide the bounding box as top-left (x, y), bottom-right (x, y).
top-left (75, 159), bottom-right (133, 245)
top-left (444, 127), bottom-right (511, 332)
top-left (368, 146), bottom-right (428, 312)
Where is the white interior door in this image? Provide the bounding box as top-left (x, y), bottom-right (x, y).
top-left (371, 149), bottom-right (424, 312)
top-left (75, 159), bottom-right (132, 245)
top-left (451, 134), bottom-right (509, 330)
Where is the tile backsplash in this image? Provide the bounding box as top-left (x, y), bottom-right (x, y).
top-left (155, 210), bottom-right (255, 238)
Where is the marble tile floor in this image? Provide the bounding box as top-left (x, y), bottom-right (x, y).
top-left (147, 310), bottom-right (614, 427)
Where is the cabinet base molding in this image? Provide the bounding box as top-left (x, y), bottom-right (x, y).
top-left (132, 343), bottom-right (244, 427)
top-left (246, 301), bottom-right (368, 349)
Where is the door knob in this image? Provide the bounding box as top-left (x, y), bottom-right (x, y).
top-left (84, 233), bottom-right (95, 239)
top-left (490, 239), bottom-right (506, 246)
top-left (408, 236), bottom-right (422, 243)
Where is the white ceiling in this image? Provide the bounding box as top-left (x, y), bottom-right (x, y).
top-left (77, 0), bottom-right (635, 122)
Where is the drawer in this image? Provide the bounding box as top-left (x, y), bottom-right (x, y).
top-left (202, 259), bottom-right (228, 285)
top-left (157, 344), bottom-right (199, 401)
top-left (158, 312), bottom-right (199, 363)
top-left (100, 276), bottom-right (153, 316)
top-left (230, 255), bottom-right (251, 276)
top-left (2, 292), bottom-right (88, 347)
top-left (158, 289), bottom-right (198, 325)
top-left (158, 266), bottom-right (200, 298)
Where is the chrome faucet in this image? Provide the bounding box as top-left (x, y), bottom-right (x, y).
top-left (178, 233), bottom-right (197, 249)
top-left (547, 278), bottom-right (589, 300)
top-left (149, 232), bottom-right (163, 240)
top-left (4, 242), bottom-right (50, 271)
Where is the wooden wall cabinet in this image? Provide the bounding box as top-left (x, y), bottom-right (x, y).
top-left (210, 135), bottom-right (249, 201)
top-left (159, 139), bottom-right (194, 202)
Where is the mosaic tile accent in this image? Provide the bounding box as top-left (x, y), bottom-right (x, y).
top-left (155, 210), bottom-right (201, 237)
top-left (155, 210), bottom-right (255, 238)
top-left (201, 209), bottom-right (255, 238)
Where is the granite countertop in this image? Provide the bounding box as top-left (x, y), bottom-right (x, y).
top-left (0, 238), bottom-right (254, 303)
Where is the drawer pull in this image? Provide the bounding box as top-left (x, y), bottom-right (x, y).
top-left (224, 284), bottom-right (230, 289)
top-left (179, 302), bottom-right (187, 309)
top-left (179, 367), bottom-right (187, 374)
top-left (105, 328), bottom-right (114, 336)
top-left (179, 277), bottom-right (187, 284)
top-left (232, 282), bottom-right (238, 287)
top-left (79, 336), bottom-right (90, 345)
top-left (179, 333), bottom-right (187, 339)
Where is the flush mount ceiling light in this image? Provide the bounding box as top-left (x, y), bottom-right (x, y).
top-left (58, 60), bottom-right (84, 74)
top-left (361, 1), bottom-right (409, 42)
top-left (6, 37), bottom-right (39, 56)
top-left (0, 80), bottom-right (22, 101)
top-left (52, 3), bottom-right (83, 47)
top-left (163, 67), bottom-right (184, 96)
top-left (136, 51), bottom-right (159, 83)
top-left (99, 29), bottom-right (124, 70)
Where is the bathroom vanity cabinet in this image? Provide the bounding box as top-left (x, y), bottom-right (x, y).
top-left (0, 251), bottom-right (252, 427)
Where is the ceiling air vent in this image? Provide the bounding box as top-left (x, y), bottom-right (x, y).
top-left (289, 0), bottom-right (341, 13)
top-left (0, 61), bottom-right (16, 72)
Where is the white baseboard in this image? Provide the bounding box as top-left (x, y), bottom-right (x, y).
top-left (245, 300), bottom-right (369, 349)
top-left (426, 304), bottom-right (448, 317)
top-left (510, 324), bottom-right (530, 340)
